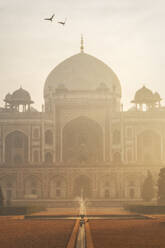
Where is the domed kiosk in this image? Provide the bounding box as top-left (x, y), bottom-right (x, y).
top-left (132, 86), bottom-right (162, 111)
top-left (4, 87), bottom-right (34, 112)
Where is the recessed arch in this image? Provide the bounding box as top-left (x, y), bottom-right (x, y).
top-left (99, 175), bottom-right (116, 199)
top-left (63, 116), bottom-right (103, 162)
top-left (125, 176), bottom-right (141, 199)
top-left (137, 130), bottom-right (161, 162)
top-left (49, 176), bottom-right (67, 199)
top-left (0, 175), bottom-right (17, 202)
top-left (24, 175), bottom-right (42, 199)
top-left (5, 131), bottom-right (28, 165)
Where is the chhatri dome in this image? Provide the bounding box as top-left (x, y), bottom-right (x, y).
top-left (44, 37), bottom-right (121, 99)
top-left (132, 86), bottom-right (161, 104)
top-left (4, 86), bottom-right (33, 104)
top-left (12, 87), bottom-right (33, 104)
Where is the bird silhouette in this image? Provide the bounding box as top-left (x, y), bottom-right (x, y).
top-left (44, 14), bottom-right (55, 22)
top-left (58, 17), bottom-right (67, 26)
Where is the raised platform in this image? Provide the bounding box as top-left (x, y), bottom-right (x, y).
top-left (11, 199), bottom-right (143, 208)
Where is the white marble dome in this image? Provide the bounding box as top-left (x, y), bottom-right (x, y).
top-left (44, 52), bottom-right (121, 98)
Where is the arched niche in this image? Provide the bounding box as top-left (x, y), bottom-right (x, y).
top-left (125, 179), bottom-right (138, 199)
top-left (24, 175), bottom-right (42, 199)
top-left (5, 131), bottom-right (28, 165)
top-left (0, 175), bottom-right (17, 202)
top-left (99, 175), bottom-right (116, 199)
top-left (49, 176), bottom-right (67, 199)
top-left (137, 130), bottom-right (161, 162)
top-left (63, 117), bottom-right (103, 162)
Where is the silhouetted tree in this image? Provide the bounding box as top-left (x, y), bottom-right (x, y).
top-left (141, 171), bottom-right (154, 202)
top-left (0, 186), bottom-right (4, 207)
top-left (158, 167), bottom-right (165, 204)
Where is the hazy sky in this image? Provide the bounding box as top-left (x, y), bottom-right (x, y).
top-left (0, 0), bottom-right (165, 110)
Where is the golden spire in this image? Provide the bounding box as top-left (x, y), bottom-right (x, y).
top-left (80, 34), bottom-right (84, 53)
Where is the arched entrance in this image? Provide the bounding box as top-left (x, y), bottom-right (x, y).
top-left (63, 117), bottom-right (103, 162)
top-left (73, 175), bottom-right (92, 199)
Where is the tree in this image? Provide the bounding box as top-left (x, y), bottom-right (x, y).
top-left (157, 167), bottom-right (165, 204)
top-left (0, 186), bottom-right (4, 207)
top-left (141, 171), bottom-right (155, 202)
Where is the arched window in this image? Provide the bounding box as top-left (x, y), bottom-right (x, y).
top-left (33, 151), bottom-right (39, 163)
top-left (113, 130), bottom-right (120, 145)
top-left (45, 152), bottom-right (53, 163)
top-left (45, 130), bottom-right (53, 145)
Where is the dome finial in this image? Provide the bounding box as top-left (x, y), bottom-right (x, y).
top-left (80, 34), bottom-right (84, 53)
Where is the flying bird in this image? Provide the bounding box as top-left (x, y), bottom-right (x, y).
top-left (58, 18), bottom-right (67, 26)
top-left (44, 14), bottom-right (55, 22)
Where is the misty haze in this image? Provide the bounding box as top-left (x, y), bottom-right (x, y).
top-left (1, 0), bottom-right (165, 248)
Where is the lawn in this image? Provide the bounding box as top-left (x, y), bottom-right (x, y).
top-left (0, 219), bottom-right (75, 248)
top-left (90, 219), bottom-right (165, 248)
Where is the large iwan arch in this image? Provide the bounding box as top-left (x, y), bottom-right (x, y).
top-left (63, 117), bottom-right (103, 162)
